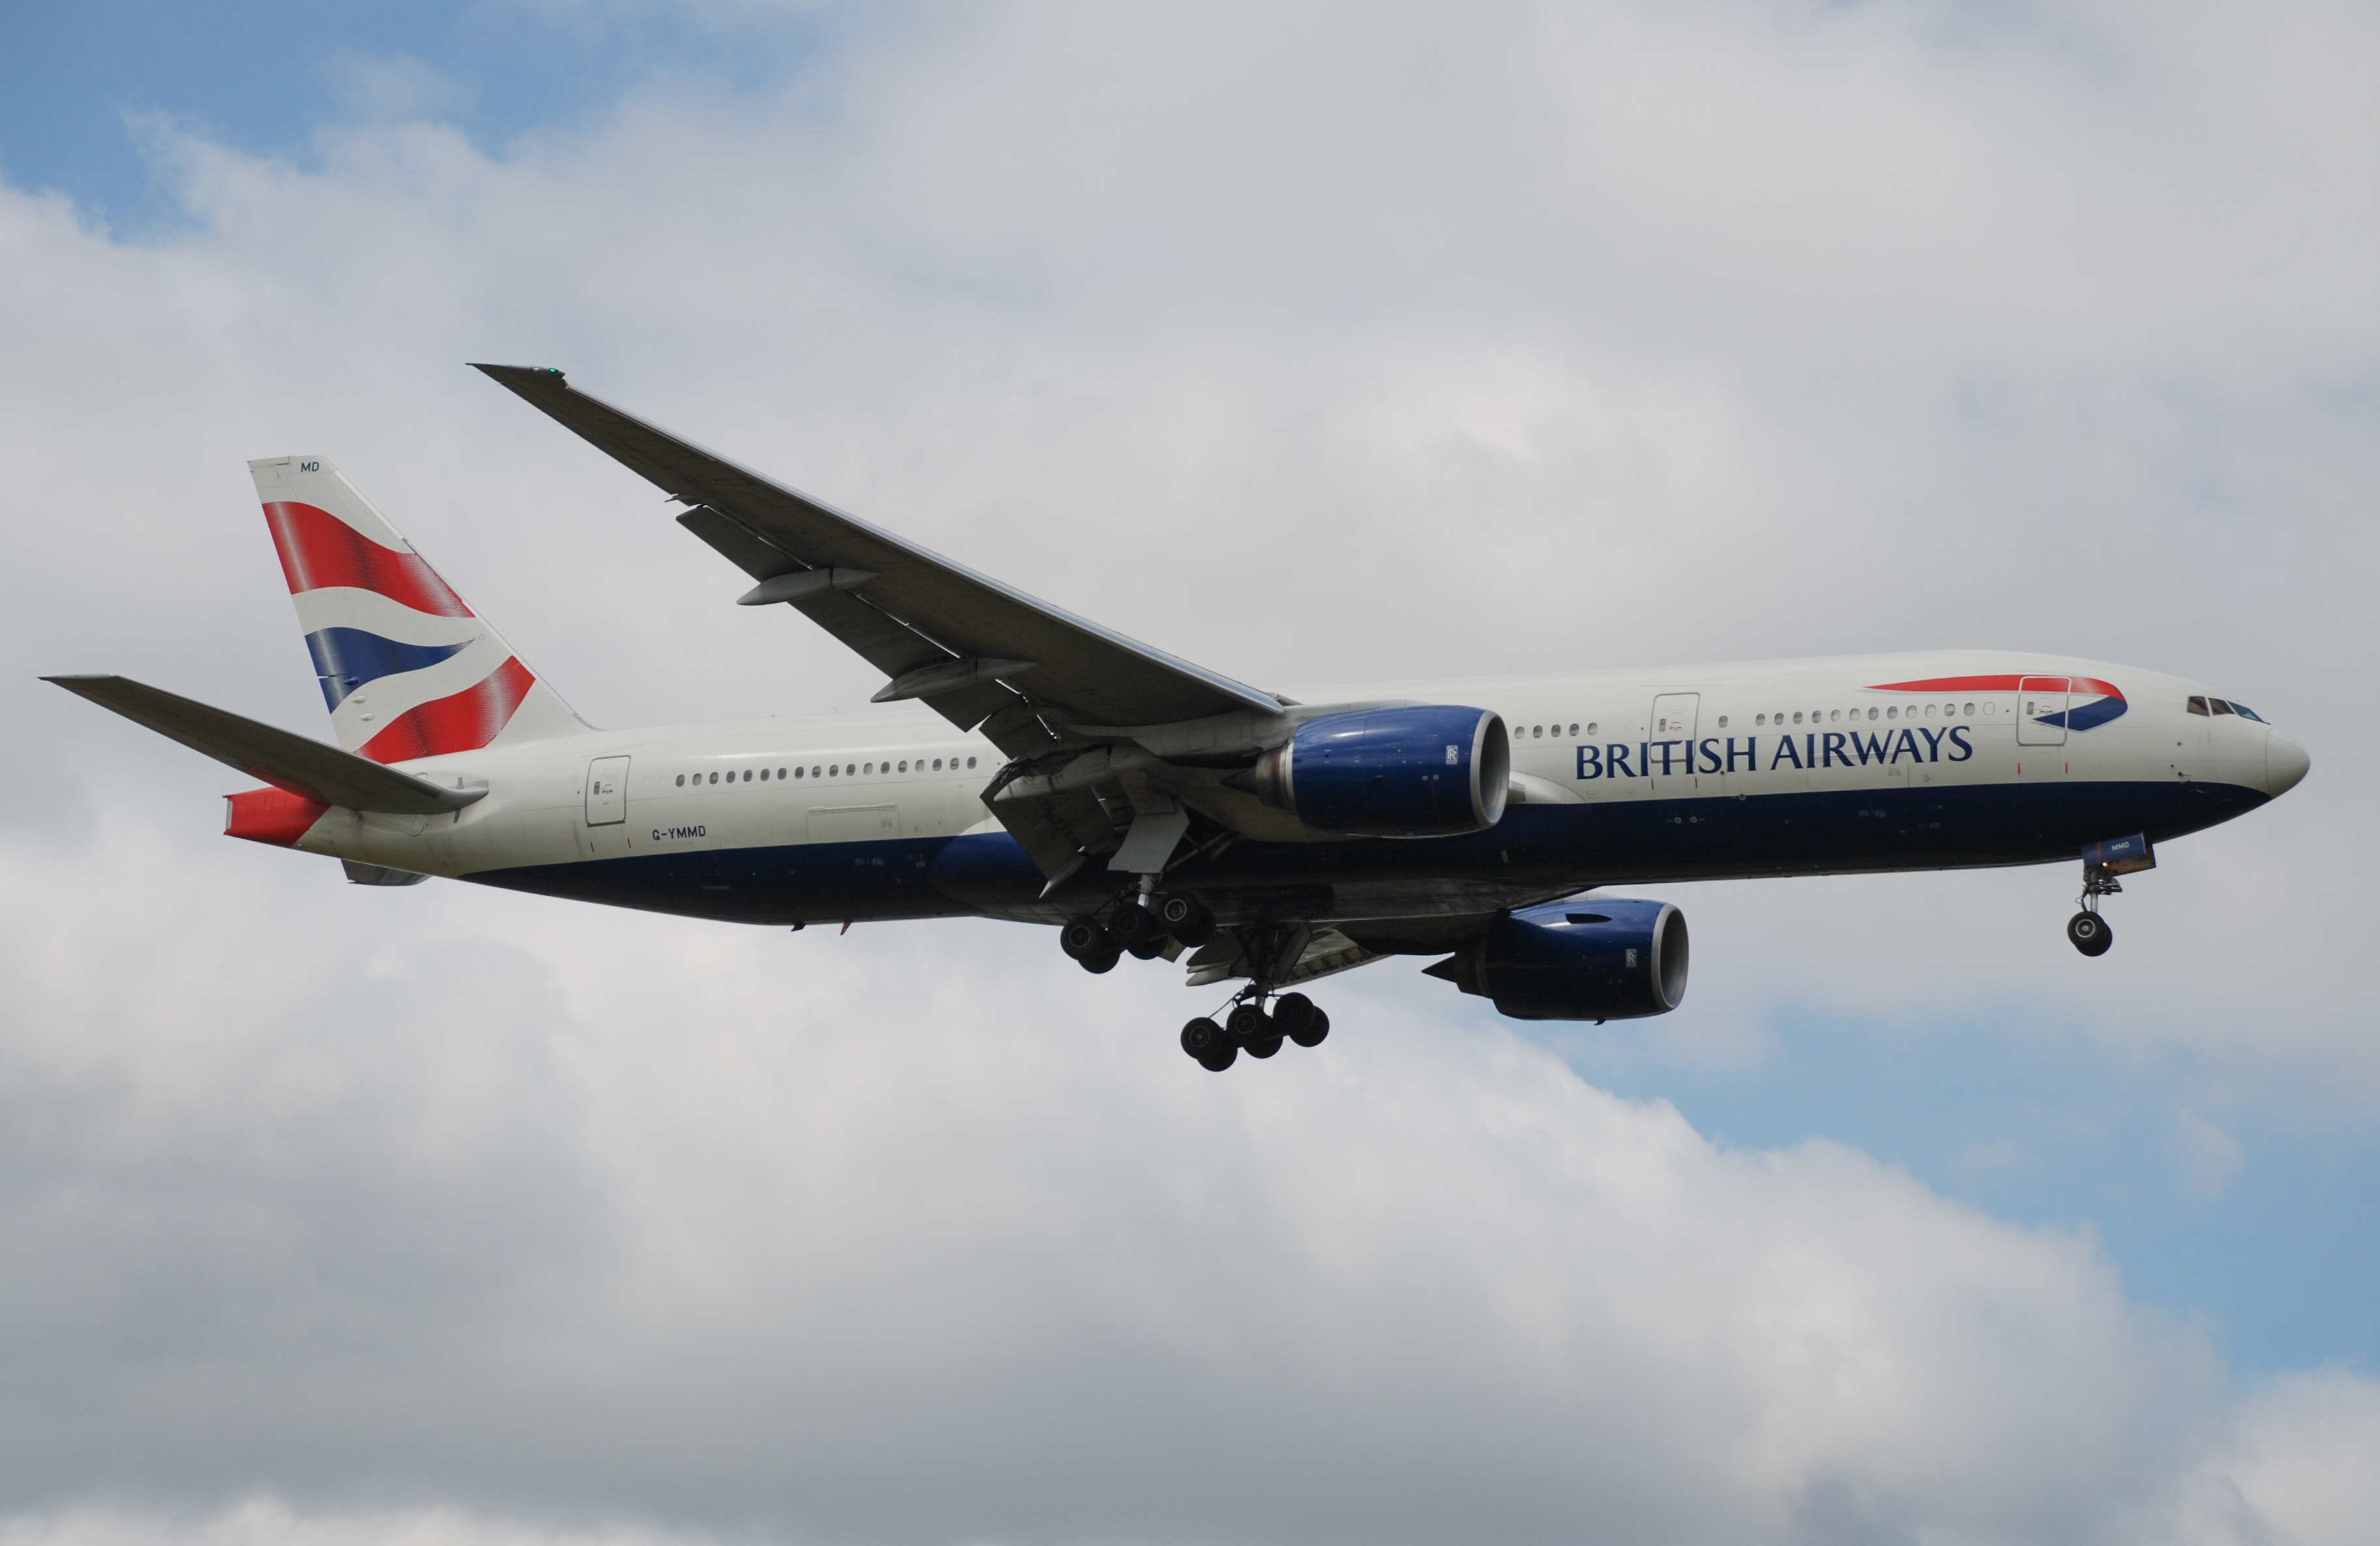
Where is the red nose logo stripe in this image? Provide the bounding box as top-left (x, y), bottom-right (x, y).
top-left (263, 501), bottom-right (473, 619)
top-left (359, 656), bottom-right (536, 763)
top-left (1868, 673), bottom-right (2123, 702)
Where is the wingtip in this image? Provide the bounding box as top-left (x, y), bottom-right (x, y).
top-left (469, 362), bottom-right (570, 388)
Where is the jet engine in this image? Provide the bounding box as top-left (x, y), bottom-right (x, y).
top-left (1229, 706), bottom-right (1509, 837)
top-left (1426, 898), bottom-right (1689, 1021)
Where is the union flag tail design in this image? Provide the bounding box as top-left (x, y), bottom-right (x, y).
top-left (250, 456), bottom-right (588, 762)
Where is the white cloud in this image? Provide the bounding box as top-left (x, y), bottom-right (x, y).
top-left (3, 1), bottom-right (2377, 1539)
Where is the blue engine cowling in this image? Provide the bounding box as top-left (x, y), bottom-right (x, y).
top-left (1234, 706), bottom-right (1509, 836)
top-left (1425, 898), bottom-right (1689, 1021)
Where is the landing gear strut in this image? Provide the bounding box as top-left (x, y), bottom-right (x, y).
top-left (2067, 864), bottom-right (2119, 957)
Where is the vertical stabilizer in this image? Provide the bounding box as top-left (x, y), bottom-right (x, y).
top-left (250, 457), bottom-right (589, 761)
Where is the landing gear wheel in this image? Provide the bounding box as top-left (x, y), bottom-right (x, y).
top-left (1155, 893), bottom-right (1215, 946)
top-left (1232, 999), bottom-right (1284, 1059)
top-left (1110, 904), bottom-right (1158, 946)
top-left (1289, 1006), bottom-right (1330, 1049)
top-left (1125, 935), bottom-right (1168, 961)
top-left (1198, 1045), bottom-right (1238, 1072)
top-left (1060, 918), bottom-right (1110, 961)
top-left (1081, 947), bottom-right (1122, 974)
top-left (1181, 1017), bottom-right (1232, 1064)
top-left (2067, 911), bottom-right (2113, 957)
top-left (1271, 993), bottom-right (1316, 1036)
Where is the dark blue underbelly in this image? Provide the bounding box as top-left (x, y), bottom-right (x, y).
top-left (462, 779), bottom-right (2267, 926)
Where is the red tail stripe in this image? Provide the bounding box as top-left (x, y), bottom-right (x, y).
top-left (1869, 674), bottom-right (2123, 700)
top-left (263, 501), bottom-right (474, 619)
top-left (224, 787), bottom-right (331, 847)
top-left (360, 656), bottom-right (536, 763)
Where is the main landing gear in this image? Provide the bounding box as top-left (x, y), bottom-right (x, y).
top-left (1060, 898), bottom-right (1334, 1072)
top-left (1059, 893), bottom-right (1216, 975)
top-left (2067, 862), bottom-right (2120, 957)
top-left (1179, 991), bottom-right (1331, 1073)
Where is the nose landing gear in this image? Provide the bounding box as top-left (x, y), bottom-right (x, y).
top-left (2067, 863), bottom-right (2121, 957)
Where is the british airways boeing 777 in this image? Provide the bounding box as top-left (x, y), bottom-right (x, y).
top-left (48, 366), bottom-right (2311, 1070)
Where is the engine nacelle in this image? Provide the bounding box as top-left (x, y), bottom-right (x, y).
top-left (1427, 899), bottom-right (1689, 1021)
top-left (1232, 706), bottom-right (1509, 836)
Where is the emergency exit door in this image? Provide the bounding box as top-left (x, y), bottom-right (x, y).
top-left (585, 756), bottom-right (631, 824)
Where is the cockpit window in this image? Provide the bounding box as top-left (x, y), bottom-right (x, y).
top-left (2230, 703), bottom-right (2266, 723)
top-left (2186, 695), bottom-right (2210, 716)
top-left (2210, 699), bottom-right (2237, 716)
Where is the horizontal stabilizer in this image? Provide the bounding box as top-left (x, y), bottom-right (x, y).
top-left (43, 675), bottom-right (484, 815)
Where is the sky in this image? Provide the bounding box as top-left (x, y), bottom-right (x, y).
top-left (2, 1), bottom-right (2377, 1543)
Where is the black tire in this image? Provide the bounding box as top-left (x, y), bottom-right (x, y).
top-left (1110, 904), bottom-right (1156, 944)
top-left (1271, 993), bottom-right (1316, 1034)
top-left (1081, 948), bottom-right (1122, 974)
top-left (1157, 894), bottom-right (1215, 946)
top-left (1226, 1003), bottom-right (1270, 1045)
top-left (1198, 1044), bottom-right (1238, 1072)
top-left (2067, 911), bottom-right (2113, 957)
top-left (1127, 935), bottom-right (1167, 961)
top-left (1060, 918), bottom-right (1109, 960)
top-left (1289, 1006), bottom-right (1330, 1049)
top-left (1245, 1034), bottom-right (1284, 1059)
top-left (1181, 1017), bottom-right (1229, 1060)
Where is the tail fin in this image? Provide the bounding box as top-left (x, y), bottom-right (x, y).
top-left (250, 456), bottom-right (588, 762)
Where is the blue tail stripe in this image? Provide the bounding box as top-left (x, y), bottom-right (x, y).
top-left (304, 627), bottom-right (470, 710)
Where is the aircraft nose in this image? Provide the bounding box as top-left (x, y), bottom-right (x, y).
top-left (2265, 732), bottom-right (2310, 798)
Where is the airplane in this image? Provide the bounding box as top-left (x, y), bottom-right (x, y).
top-left (46, 365), bottom-right (2312, 1072)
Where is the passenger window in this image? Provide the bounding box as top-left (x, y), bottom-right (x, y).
top-left (708, 771), bottom-right (718, 785)
top-left (1792, 712), bottom-right (1803, 725)
top-left (760, 768), bottom-right (769, 781)
top-left (1886, 707), bottom-right (1898, 720)
top-left (1717, 715), bottom-right (1728, 729)
top-left (2187, 695), bottom-right (2211, 715)
top-left (778, 767), bottom-right (787, 779)
top-left (744, 770), bottom-right (753, 781)
top-left (828, 766), bottom-right (837, 777)
top-left (676, 774), bottom-right (685, 787)
top-left (1567, 723), bottom-right (1578, 737)
top-left (1532, 725), bottom-right (1543, 738)
top-left (2211, 699), bottom-right (2236, 716)
top-left (794, 766), bottom-right (804, 779)
top-left (848, 765), bottom-right (857, 776)
top-left (1586, 722), bottom-right (1598, 736)
top-left (1756, 714), bottom-right (1766, 726)
top-left (1867, 707), bottom-right (1878, 721)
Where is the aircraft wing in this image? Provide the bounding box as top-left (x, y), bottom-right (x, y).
top-left (473, 365), bottom-right (1283, 755)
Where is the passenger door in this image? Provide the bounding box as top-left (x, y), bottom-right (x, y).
top-left (1648, 693), bottom-right (1701, 793)
top-left (585, 756), bottom-right (631, 824)
top-left (2016, 677), bottom-right (2069, 747)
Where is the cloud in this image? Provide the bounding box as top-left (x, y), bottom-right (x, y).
top-left (3, 0), bottom-right (2377, 1540)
